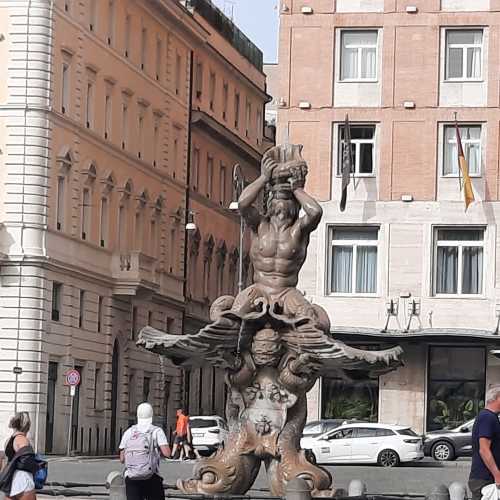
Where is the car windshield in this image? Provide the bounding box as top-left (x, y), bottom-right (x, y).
top-left (397, 428), bottom-right (418, 436)
top-left (190, 418), bottom-right (218, 428)
top-left (303, 422), bottom-right (323, 435)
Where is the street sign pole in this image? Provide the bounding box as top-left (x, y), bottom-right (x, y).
top-left (65, 369), bottom-right (80, 457)
top-left (66, 385), bottom-right (74, 456)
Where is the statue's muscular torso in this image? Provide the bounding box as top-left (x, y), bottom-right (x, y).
top-left (249, 220), bottom-right (309, 291)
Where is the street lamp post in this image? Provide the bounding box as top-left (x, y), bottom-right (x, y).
top-left (230, 164), bottom-right (245, 293)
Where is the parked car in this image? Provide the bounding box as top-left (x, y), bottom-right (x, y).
top-left (301, 423), bottom-right (424, 467)
top-left (423, 419), bottom-right (475, 461)
top-left (189, 416), bottom-right (228, 454)
top-left (303, 419), bottom-right (365, 439)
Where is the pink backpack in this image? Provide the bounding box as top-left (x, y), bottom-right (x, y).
top-left (124, 426), bottom-right (159, 480)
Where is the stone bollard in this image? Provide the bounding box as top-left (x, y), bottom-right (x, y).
top-left (348, 479), bottom-right (367, 497)
top-left (427, 484), bottom-right (451, 500)
top-left (449, 482), bottom-right (467, 500)
top-left (106, 471), bottom-right (126, 500)
top-left (287, 478), bottom-right (312, 500)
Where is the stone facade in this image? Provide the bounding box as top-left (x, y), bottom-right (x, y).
top-left (0, 0), bottom-right (266, 453)
top-left (278, 0), bottom-right (500, 433)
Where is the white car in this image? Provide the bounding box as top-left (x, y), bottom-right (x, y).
top-left (189, 415), bottom-right (228, 453)
top-left (301, 422), bottom-right (424, 467)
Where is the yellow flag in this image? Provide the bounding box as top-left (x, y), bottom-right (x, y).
top-left (455, 122), bottom-right (475, 211)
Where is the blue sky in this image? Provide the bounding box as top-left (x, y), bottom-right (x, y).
top-left (212, 0), bottom-right (279, 63)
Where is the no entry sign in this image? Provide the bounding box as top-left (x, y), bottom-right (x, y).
top-left (65, 369), bottom-right (80, 387)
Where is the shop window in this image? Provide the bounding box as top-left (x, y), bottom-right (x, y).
top-left (427, 346), bottom-right (485, 431)
top-left (322, 346), bottom-right (380, 422)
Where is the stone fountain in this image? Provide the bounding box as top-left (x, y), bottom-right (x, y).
top-left (138, 144), bottom-right (403, 497)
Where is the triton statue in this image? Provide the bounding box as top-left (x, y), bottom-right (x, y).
top-left (138, 144), bottom-right (403, 496)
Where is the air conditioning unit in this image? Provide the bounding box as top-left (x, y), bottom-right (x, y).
top-left (299, 101), bottom-right (311, 109)
top-left (301, 6), bottom-right (313, 14)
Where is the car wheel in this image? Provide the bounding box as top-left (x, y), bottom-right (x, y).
top-left (431, 441), bottom-right (455, 461)
top-left (377, 449), bottom-right (400, 467)
top-left (305, 449), bottom-right (317, 465)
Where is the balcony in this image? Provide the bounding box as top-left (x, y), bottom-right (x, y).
top-left (111, 252), bottom-right (160, 296)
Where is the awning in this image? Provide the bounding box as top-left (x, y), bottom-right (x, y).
top-left (331, 326), bottom-right (500, 344)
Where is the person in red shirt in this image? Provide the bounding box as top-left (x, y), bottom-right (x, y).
top-left (170, 409), bottom-right (190, 460)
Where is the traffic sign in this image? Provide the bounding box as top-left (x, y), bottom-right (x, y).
top-left (65, 369), bottom-right (80, 387)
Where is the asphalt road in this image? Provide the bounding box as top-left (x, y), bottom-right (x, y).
top-left (45, 456), bottom-right (473, 496)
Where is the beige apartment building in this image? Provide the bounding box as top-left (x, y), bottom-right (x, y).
top-left (0, 0), bottom-right (267, 454)
top-left (183, 0), bottom-right (267, 419)
top-left (278, 0), bottom-right (500, 435)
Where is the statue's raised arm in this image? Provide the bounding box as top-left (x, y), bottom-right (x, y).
top-left (237, 152), bottom-right (276, 231)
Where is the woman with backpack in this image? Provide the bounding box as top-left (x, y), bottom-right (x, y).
top-left (0, 412), bottom-right (46, 500)
top-left (119, 403), bottom-right (171, 500)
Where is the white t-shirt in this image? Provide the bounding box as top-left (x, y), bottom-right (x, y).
top-left (119, 424), bottom-right (169, 450)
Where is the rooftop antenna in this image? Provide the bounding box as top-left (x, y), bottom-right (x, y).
top-left (223, 0), bottom-right (235, 19)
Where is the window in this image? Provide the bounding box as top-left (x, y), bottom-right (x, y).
top-left (175, 53), bottom-right (181, 95)
top-left (62, 62), bottom-right (70, 114)
top-left (107, 0), bottom-right (115, 45)
top-left (153, 122), bottom-right (159, 167)
top-left (148, 310), bottom-right (153, 326)
top-left (104, 94), bottom-right (112, 140)
top-left (85, 82), bottom-right (94, 129)
top-left (376, 428), bottom-right (395, 437)
top-left (427, 346), bottom-right (485, 431)
top-left (81, 189), bottom-right (91, 240)
top-left (143, 376), bottom-right (151, 402)
top-left (78, 290), bottom-right (85, 328)
top-left (131, 306), bottom-right (138, 340)
top-left (173, 137), bottom-right (179, 176)
top-left (220, 165), bottom-right (226, 206)
top-left (100, 198), bottom-right (108, 247)
top-left (445, 29), bottom-right (482, 81)
top-left (155, 39), bottom-right (162, 81)
top-left (192, 148), bottom-right (200, 190)
top-left (150, 219), bottom-right (157, 256)
top-left (195, 62), bottom-right (203, 98)
top-left (327, 428), bottom-right (354, 440)
top-left (209, 72), bottom-right (216, 110)
top-left (443, 125), bottom-right (481, 176)
top-left (93, 366), bottom-right (101, 409)
top-left (245, 99), bottom-right (251, 137)
top-left (128, 371), bottom-right (136, 413)
top-left (165, 316), bottom-right (174, 333)
top-left (340, 30), bottom-right (378, 81)
top-left (135, 211), bottom-right (143, 247)
top-left (56, 177), bottom-right (65, 231)
top-left (52, 282), bottom-right (62, 321)
top-left (89, 0), bottom-right (96, 31)
top-left (140, 27), bottom-right (147, 71)
top-left (124, 15), bottom-right (131, 58)
top-left (118, 205), bottom-right (127, 250)
top-left (322, 350), bottom-right (379, 422)
top-left (222, 82), bottom-right (228, 120)
top-left (234, 92), bottom-right (240, 129)
top-left (207, 156), bottom-right (214, 198)
top-left (97, 296), bottom-right (104, 332)
top-left (434, 228), bottom-right (484, 295)
top-left (256, 109), bottom-right (262, 144)
top-left (337, 125), bottom-right (376, 176)
top-left (138, 114), bottom-right (144, 158)
top-left (328, 227), bottom-right (379, 294)
top-left (122, 102), bottom-right (128, 149)
top-left (356, 428), bottom-right (378, 438)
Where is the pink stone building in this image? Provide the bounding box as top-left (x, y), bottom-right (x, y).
top-left (278, 0), bottom-right (500, 437)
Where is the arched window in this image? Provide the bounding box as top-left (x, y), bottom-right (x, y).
top-left (81, 162), bottom-right (97, 241)
top-left (203, 235), bottom-right (215, 300)
top-left (134, 190), bottom-right (148, 251)
top-left (216, 241), bottom-right (227, 296)
top-left (55, 147), bottom-right (74, 232)
top-left (99, 172), bottom-right (115, 249)
top-left (118, 180), bottom-right (133, 252)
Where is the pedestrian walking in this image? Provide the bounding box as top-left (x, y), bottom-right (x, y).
top-left (469, 385), bottom-right (500, 500)
top-left (0, 412), bottom-right (39, 500)
top-left (170, 409), bottom-right (191, 460)
top-left (119, 402), bottom-right (171, 500)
